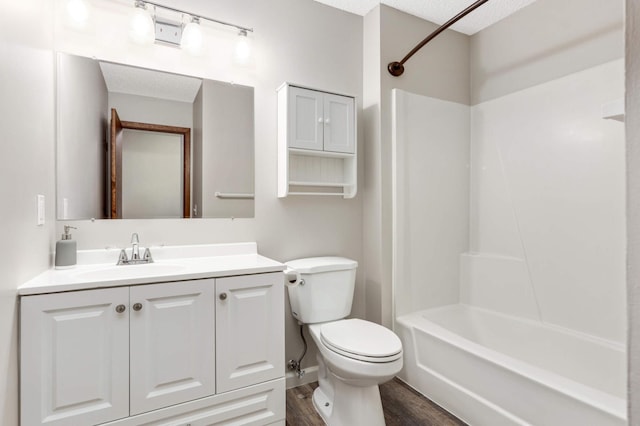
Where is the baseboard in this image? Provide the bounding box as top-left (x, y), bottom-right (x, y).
top-left (285, 365), bottom-right (319, 389)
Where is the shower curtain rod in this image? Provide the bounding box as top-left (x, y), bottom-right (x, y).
top-left (388, 0), bottom-right (490, 77)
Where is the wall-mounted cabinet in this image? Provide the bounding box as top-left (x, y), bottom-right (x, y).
top-left (20, 272), bottom-right (284, 426)
top-left (278, 83), bottom-right (357, 198)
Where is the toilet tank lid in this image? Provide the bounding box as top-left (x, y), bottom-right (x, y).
top-left (285, 257), bottom-right (358, 274)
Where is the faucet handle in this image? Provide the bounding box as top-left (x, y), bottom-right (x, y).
top-left (117, 249), bottom-right (129, 265)
top-left (131, 233), bottom-right (140, 243)
top-left (142, 248), bottom-right (154, 263)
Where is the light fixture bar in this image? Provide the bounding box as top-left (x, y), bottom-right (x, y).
top-left (140, 0), bottom-right (253, 33)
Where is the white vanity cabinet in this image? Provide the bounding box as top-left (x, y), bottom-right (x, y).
top-left (20, 271), bottom-right (284, 426)
top-left (278, 83), bottom-right (357, 198)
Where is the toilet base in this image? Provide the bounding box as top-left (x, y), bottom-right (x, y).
top-left (312, 379), bottom-right (385, 426)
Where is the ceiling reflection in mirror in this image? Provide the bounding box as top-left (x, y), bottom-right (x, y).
top-left (56, 52), bottom-right (254, 220)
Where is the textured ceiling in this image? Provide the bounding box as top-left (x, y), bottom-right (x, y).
top-left (99, 62), bottom-right (202, 103)
top-left (312, 0), bottom-right (538, 35)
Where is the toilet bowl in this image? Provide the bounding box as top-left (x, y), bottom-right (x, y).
top-left (285, 257), bottom-right (404, 425)
top-left (310, 319), bottom-right (402, 383)
top-left (308, 319), bottom-right (403, 425)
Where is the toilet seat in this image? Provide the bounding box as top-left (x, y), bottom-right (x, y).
top-left (319, 319), bottom-right (402, 363)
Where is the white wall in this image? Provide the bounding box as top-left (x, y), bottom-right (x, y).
top-left (53, 0), bottom-right (363, 379)
top-left (392, 90), bottom-right (470, 317)
top-left (468, 60), bottom-right (625, 342)
top-left (470, 0), bottom-right (624, 104)
top-left (626, 0), bottom-right (640, 421)
top-left (0, 0), bottom-right (55, 424)
top-left (57, 53), bottom-right (107, 219)
top-left (362, 5), bottom-right (383, 325)
top-left (109, 92), bottom-right (193, 128)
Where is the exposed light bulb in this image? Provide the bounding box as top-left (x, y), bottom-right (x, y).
top-left (66, 0), bottom-right (89, 28)
top-left (129, 1), bottom-right (155, 45)
top-left (235, 29), bottom-right (251, 64)
top-left (181, 17), bottom-right (203, 56)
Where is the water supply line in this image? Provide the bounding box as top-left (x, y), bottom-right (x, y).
top-left (287, 323), bottom-right (307, 378)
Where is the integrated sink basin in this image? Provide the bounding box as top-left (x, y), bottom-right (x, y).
top-left (18, 242), bottom-right (286, 295)
top-left (71, 263), bottom-right (188, 282)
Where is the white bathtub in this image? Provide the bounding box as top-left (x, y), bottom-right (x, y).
top-left (395, 304), bottom-right (626, 426)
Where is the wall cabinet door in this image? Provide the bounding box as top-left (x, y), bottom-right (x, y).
top-left (216, 272), bottom-right (284, 393)
top-left (21, 287), bottom-right (130, 426)
top-left (288, 86), bottom-right (324, 151)
top-left (129, 279), bottom-right (215, 415)
top-left (287, 87), bottom-right (355, 154)
top-left (323, 93), bottom-right (355, 153)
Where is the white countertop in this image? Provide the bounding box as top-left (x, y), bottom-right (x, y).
top-left (19, 242), bottom-right (284, 296)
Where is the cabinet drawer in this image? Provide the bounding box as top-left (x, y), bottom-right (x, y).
top-left (100, 379), bottom-right (285, 426)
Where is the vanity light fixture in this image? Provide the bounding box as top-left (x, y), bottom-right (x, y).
top-left (235, 29), bottom-right (251, 64)
top-left (180, 16), bottom-right (203, 56)
top-left (128, 0), bottom-right (254, 58)
top-left (129, 0), bottom-right (155, 45)
top-left (65, 0), bottom-right (90, 28)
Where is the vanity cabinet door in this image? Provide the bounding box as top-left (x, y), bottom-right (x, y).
top-left (20, 287), bottom-right (130, 426)
top-left (129, 279), bottom-right (215, 416)
top-left (216, 272), bottom-right (284, 393)
top-left (288, 86), bottom-right (324, 151)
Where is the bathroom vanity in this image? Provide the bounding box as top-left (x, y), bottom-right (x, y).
top-left (19, 243), bottom-right (285, 426)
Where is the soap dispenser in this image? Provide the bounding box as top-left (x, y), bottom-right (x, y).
top-left (55, 225), bottom-right (77, 269)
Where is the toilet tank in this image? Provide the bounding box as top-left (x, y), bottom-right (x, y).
top-left (285, 257), bottom-right (358, 324)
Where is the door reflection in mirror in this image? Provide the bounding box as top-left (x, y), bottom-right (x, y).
top-left (110, 111), bottom-right (191, 219)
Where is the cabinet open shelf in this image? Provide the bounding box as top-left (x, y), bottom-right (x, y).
top-left (288, 181), bottom-right (356, 197)
top-left (288, 192), bottom-right (346, 196)
top-left (289, 181), bottom-right (350, 187)
top-left (288, 147), bottom-right (354, 159)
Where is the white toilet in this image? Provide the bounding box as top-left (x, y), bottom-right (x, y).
top-left (285, 257), bottom-right (403, 426)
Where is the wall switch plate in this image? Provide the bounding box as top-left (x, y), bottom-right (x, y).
top-left (63, 198), bottom-right (69, 220)
top-left (37, 195), bottom-right (45, 226)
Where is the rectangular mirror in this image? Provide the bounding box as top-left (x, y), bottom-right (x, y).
top-left (56, 52), bottom-right (255, 220)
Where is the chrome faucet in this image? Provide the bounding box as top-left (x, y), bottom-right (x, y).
top-left (131, 233), bottom-right (140, 261)
top-left (117, 233), bottom-right (153, 265)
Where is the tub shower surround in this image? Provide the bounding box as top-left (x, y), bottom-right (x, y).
top-left (392, 59), bottom-right (625, 425)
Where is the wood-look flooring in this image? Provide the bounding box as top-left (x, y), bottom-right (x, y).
top-left (286, 378), bottom-right (467, 426)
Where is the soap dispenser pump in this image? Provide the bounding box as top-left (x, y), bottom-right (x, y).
top-left (55, 225), bottom-right (77, 269)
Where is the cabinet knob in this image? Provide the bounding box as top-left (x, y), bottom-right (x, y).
top-left (115, 304), bottom-right (126, 313)
top-left (132, 303), bottom-right (143, 311)
top-left (325, 118), bottom-right (330, 124)
top-left (219, 292), bottom-right (228, 301)
top-left (318, 117), bottom-right (323, 123)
